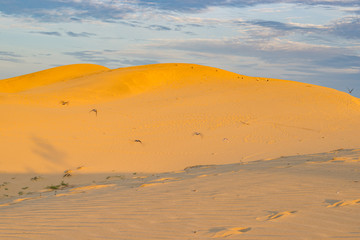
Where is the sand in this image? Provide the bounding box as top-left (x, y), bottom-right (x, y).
top-left (0, 63), bottom-right (359, 239)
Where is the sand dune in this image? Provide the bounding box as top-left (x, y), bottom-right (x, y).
top-left (1, 63), bottom-right (359, 174)
top-left (0, 63), bottom-right (359, 239)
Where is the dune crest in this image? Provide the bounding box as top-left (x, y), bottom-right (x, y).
top-left (3, 63), bottom-right (358, 106)
top-left (1, 63), bottom-right (246, 105)
top-left (0, 64), bottom-right (109, 94)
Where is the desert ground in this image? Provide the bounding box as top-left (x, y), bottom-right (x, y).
top-left (0, 63), bottom-right (359, 239)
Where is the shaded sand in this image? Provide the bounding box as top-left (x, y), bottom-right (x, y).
top-left (0, 149), bottom-right (360, 239)
top-left (1, 63), bottom-right (360, 239)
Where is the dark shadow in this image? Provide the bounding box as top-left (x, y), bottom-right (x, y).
top-left (31, 136), bottom-right (67, 165)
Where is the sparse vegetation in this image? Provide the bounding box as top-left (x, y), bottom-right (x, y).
top-left (46, 181), bottom-right (69, 190)
top-left (106, 175), bottom-right (126, 180)
top-left (47, 185), bottom-right (59, 190)
top-left (63, 170), bottom-right (72, 177)
top-left (18, 191), bottom-right (24, 195)
top-left (30, 176), bottom-right (41, 181)
top-left (193, 132), bottom-right (203, 138)
top-left (89, 108), bottom-right (98, 116)
top-left (60, 100), bottom-right (69, 106)
top-left (61, 181), bottom-right (68, 186)
top-left (347, 88), bottom-right (354, 94)
top-left (184, 164), bottom-right (215, 171)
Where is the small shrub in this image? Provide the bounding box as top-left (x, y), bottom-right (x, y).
top-left (61, 181), bottom-right (68, 187)
top-left (46, 181), bottom-right (68, 190)
top-left (47, 185), bottom-right (60, 190)
top-left (31, 176), bottom-right (41, 181)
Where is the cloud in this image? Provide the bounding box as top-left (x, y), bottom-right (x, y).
top-left (330, 17), bottom-right (360, 39)
top-left (120, 59), bottom-right (159, 66)
top-left (136, 0), bottom-right (360, 12)
top-left (249, 20), bottom-right (318, 32)
top-left (0, 51), bottom-right (22, 58)
top-left (315, 55), bottom-right (360, 68)
top-left (30, 30), bottom-right (97, 38)
top-left (0, 51), bottom-right (24, 63)
top-left (1, 0), bottom-right (359, 23)
top-left (0, 0), bottom-right (137, 22)
top-left (147, 37), bottom-right (358, 70)
top-left (241, 17), bottom-right (360, 40)
top-left (66, 31), bottom-right (96, 37)
top-left (146, 25), bottom-right (172, 31)
top-left (30, 31), bottom-right (62, 36)
top-left (64, 50), bottom-right (114, 65)
top-left (63, 50), bottom-right (159, 67)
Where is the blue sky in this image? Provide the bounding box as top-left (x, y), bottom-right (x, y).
top-left (1, 0), bottom-right (359, 95)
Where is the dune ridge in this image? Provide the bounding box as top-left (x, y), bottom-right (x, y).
top-left (2, 63), bottom-right (358, 106)
top-left (0, 64), bottom-right (109, 93)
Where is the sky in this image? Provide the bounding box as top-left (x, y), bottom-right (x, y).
top-left (0, 0), bottom-right (359, 96)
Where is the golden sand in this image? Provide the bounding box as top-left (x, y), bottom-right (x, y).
top-left (0, 63), bottom-right (359, 239)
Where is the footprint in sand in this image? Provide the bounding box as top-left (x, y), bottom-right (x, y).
top-left (327, 199), bottom-right (360, 208)
top-left (209, 227), bottom-right (251, 238)
top-left (256, 210), bottom-right (297, 221)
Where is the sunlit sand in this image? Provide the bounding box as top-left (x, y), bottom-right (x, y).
top-left (0, 63), bottom-right (359, 239)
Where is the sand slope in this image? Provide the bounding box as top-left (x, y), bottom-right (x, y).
top-left (1, 63), bottom-right (360, 239)
top-left (0, 63), bottom-right (359, 173)
top-left (1, 149), bottom-right (359, 239)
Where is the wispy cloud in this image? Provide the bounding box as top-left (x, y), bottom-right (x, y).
top-left (0, 51), bottom-right (24, 63)
top-left (330, 17), bottom-right (360, 39)
top-left (147, 37), bottom-right (357, 70)
top-left (136, 0), bottom-right (360, 12)
top-left (1, 0), bottom-right (358, 23)
top-left (0, 0), bottom-right (137, 22)
top-left (238, 16), bottom-right (360, 41)
top-left (248, 20), bottom-right (320, 32)
top-left (146, 25), bottom-right (172, 31)
top-left (30, 31), bottom-right (62, 36)
top-left (63, 50), bottom-right (159, 67)
top-left (0, 51), bottom-right (22, 58)
top-left (315, 55), bottom-right (360, 68)
top-left (66, 31), bottom-right (96, 37)
top-left (64, 50), bottom-right (115, 65)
